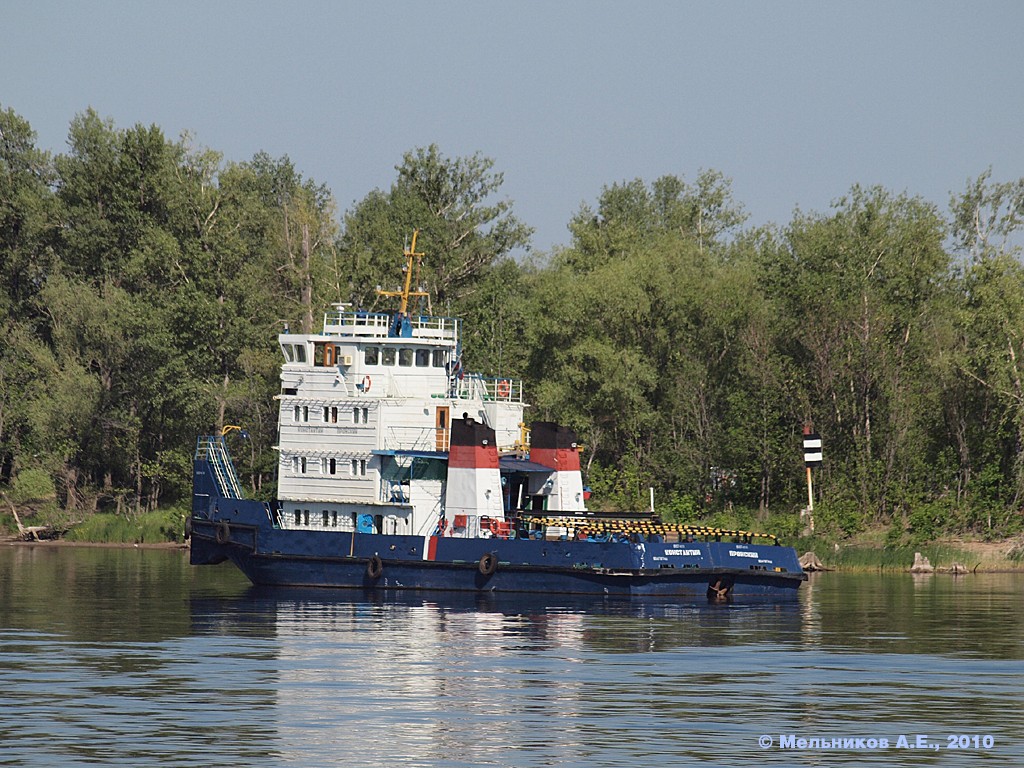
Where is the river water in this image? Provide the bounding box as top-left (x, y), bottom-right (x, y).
top-left (0, 545), bottom-right (1021, 767)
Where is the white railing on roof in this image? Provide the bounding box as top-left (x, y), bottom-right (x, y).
top-left (408, 315), bottom-right (460, 341)
top-left (452, 374), bottom-right (524, 404)
top-left (323, 311), bottom-right (390, 337)
top-left (322, 310), bottom-right (460, 342)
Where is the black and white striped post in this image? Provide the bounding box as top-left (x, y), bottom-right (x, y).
top-left (802, 424), bottom-right (823, 532)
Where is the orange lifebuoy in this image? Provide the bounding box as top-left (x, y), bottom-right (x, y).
top-left (362, 375), bottom-right (372, 392)
top-left (497, 379), bottom-right (510, 398)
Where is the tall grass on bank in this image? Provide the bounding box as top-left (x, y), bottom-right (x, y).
top-left (788, 539), bottom-right (976, 570)
top-left (64, 508), bottom-right (187, 544)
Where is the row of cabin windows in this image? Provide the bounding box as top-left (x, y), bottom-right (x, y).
top-left (282, 343), bottom-right (447, 369)
top-left (284, 343), bottom-right (350, 367)
top-left (293, 509), bottom-right (344, 527)
top-left (293, 405), bottom-right (369, 424)
top-left (364, 347), bottom-right (446, 368)
top-left (293, 457), bottom-right (367, 476)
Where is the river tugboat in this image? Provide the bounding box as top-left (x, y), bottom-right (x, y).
top-left (189, 233), bottom-right (806, 599)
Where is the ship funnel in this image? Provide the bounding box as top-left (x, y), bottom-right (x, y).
top-left (529, 422), bottom-right (587, 513)
top-left (445, 416), bottom-right (504, 531)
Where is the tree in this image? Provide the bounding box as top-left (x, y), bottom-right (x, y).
top-left (948, 171), bottom-right (1024, 525)
top-left (0, 106), bottom-right (59, 484)
top-left (340, 144), bottom-right (532, 311)
top-left (761, 186), bottom-right (951, 525)
top-left (565, 170), bottom-right (747, 273)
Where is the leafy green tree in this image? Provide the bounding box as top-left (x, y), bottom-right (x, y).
top-left (533, 172), bottom-right (756, 513)
top-left (762, 186), bottom-right (951, 525)
top-left (340, 144), bottom-right (532, 311)
top-left (0, 106), bottom-right (60, 484)
top-left (565, 170), bottom-right (747, 272)
top-left (948, 171), bottom-right (1024, 525)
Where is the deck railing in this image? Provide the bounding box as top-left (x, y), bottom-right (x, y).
top-left (194, 436), bottom-right (244, 499)
top-left (322, 311), bottom-right (459, 341)
top-left (451, 374), bottom-right (524, 403)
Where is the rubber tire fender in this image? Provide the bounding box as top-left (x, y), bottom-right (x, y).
top-left (215, 521), bottom-right (230, 545)
top-left (367, 554), bottom-right (384, 579)
top-left (478, 552), bottom-right (498, 576)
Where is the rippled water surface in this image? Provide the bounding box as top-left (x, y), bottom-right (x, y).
top-left (1, 545), bottom-right (1022, 767)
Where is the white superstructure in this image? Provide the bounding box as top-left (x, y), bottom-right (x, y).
top-left (273, 239), bottom-right (525, 539)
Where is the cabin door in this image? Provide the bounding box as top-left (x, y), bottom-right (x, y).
top-left (435, 406), bottom-right (450, 451)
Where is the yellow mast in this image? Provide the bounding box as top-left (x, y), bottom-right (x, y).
top-left (377, 230), bottom-right (430, 314)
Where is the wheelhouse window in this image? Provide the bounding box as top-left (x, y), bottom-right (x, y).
top-left (381, 348), bottom-right (396, 366)
top-left (432, 349), bottom-right (446, 367)
top-left (415, 349), bottom-right (430, 367)
top-left (294, 344), bottom-right (307, 363)
top-left (364, 347), bottom-right (379, 365)
top-left (282, 344), bottom-right (294, 363)
top-left (399, 348), bottom-right (413, 367)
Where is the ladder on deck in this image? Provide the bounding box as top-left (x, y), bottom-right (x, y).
top-left (195, 436), bottom-right (244, 499)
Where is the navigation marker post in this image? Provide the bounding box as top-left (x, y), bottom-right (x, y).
top-left (802, 424), bottom-right (823, 533)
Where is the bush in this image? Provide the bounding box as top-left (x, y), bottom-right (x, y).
top-left (65, 507), bottom-right (187, 544)
top-left (907, 500), bottom-right (945, 543)
top-left (10, 468), bottom-right (56, 504)
top-left (658, 492), bottom-right (698, 523)
top-left (813, 498), bottom-right (865, 538)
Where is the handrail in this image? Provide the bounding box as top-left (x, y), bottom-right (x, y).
top-left (522, 516), bottom-right (779, 544)
top-left (322, 311), bottom-right (460, 341)
top-left (451, 374), bottom-right (524, 403)
top-left (195, 436), bottom-right (244, 499)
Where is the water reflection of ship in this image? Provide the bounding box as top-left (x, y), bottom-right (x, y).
top-left (186, 589), bottom-right (807, 766)
top-left (189, 587), bottom-right (805, 652)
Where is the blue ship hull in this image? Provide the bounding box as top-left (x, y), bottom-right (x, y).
top-left (189, 491), bottom-right (806, 600)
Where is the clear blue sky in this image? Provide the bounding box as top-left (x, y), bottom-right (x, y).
top-left (4, 1), bottom-right (1022, 254)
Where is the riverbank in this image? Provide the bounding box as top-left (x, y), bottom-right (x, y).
top-left (2, 537), bottom-right (187, 550)
top-left (793, 537), bottom-right (1024, 572)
